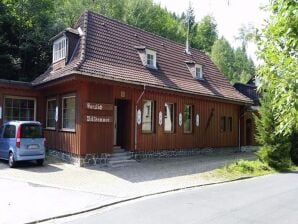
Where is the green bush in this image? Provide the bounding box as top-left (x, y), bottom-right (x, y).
top-left (290, 132), bottom-right (298, 165)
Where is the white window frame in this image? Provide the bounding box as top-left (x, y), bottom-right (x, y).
top-left (3, 96), bottom-right (36, 122)
top-left (46, 98), bottom-right (57, 130)
top-left (53, 36), bottom-right (67, 63)
top-left (164, 102), bottom-right (174, 133)
top-left (195, 64), bottom-right (203, 79)
top-left (142, 100), bottom-right (154, 133)
top-left (145, 49), bottom-right (157, 69)
top-left (183, 104), bottom-right (193, 134)
top-left (61, 95), bottom-right (76, 132)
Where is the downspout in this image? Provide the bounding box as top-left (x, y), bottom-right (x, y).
top-left (239, 106), bottom-right (246, 152)
top-left (134, 85), bottom-right (146, 151)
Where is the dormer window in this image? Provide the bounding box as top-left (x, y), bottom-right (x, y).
top-left (195, 64), bottom-right (203, 79)
top-left (145, 49), bottom-right (157, 69)
top-left (53, 37), bottom-right (67, 63)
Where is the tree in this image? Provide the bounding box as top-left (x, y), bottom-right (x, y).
top-left (256, 0), bottom-right (298, 168)
top-left (192, 15), bottom-right (218, 53)
top-left (211, 37), bottom-right (235, 82)
top-left (233, 46), bottom-right (255, 83)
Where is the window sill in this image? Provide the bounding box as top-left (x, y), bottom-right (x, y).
top-left (60, 128), bottom-right (76, 133)
top-left (141, 131), bottom-right (154, 134)
top-left (45, 127), bottom-right (56, 131)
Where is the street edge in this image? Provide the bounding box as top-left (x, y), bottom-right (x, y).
top-left (26, 176), bottom-right (254, 224)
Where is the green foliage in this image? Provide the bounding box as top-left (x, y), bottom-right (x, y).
top-left (192, 15), bottom-right (218, 53)
top-left (255, 92), bottom-right (292, 170)
top-left (211, 159), bottom-right (274, 180)
top-left (256, 0), bottom-right (297, 169)
top-left (211, 37), bottom-right (235, 82)
top-left (211, 37), bottom-right (255, 84)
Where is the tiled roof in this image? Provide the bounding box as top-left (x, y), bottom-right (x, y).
top-left (33, 11), bottom-right (252, 104)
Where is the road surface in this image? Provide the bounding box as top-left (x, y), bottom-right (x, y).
top-left (66, 173), bottom-right (298, 224)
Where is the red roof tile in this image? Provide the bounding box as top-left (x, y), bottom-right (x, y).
top-left (33, 11), bottom-right (252, 104)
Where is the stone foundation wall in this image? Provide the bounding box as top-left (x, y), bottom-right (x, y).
top-left (47, 149), bottom-right (110, 167)
top-left (240, 146), bottom-right (259, 152)
top-left (48, 147), bottom-right (241, 167)
top-left (133, 147), bottom-right (239, 160)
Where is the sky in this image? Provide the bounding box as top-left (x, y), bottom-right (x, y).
top-left (153, 0), bottom-right (269, 63)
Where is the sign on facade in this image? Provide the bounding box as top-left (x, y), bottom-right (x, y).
top-left (137, 109), bottom-right (142, 125)
top-left (86, 115), bottom-right (112, 123)
top-left (158, 111), bottom-right (163, 126)
top-left (86, 102), bottom-right (113, 111)
top-left (178, 113), bottom-right (182, 126)
top-left (196, 114), bottom-right (200, 127)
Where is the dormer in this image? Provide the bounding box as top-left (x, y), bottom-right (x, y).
top-left (185, 60), bottom-right (204, 80)
top-left (135, 46), bottom-right (157, 70)
top-left (50, 27), bottom-right (81, 71)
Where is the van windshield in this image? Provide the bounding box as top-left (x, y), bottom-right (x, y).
top-left (20, 124), bottom-right (43, 138)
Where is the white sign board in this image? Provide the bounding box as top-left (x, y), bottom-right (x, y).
top-left (137, 109), bottom-right (142, 125)
top-left (158, 111), bottom-right (163, 126)
top-left (55, 106), bottom-right (58, 122)
top-left (196, 114), bottom-right (200, 127)
top-left (0, 106), bottom-right (2, 119)
top-left (178, 113), bottom-right (182, 126)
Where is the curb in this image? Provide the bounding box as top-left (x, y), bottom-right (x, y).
top-left (26, 176), bottom-right (254, 224)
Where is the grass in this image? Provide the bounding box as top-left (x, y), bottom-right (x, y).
top-left (204, 159), bottom-right (298, 181)
top-left (204, 159), bottom-right (275, 180)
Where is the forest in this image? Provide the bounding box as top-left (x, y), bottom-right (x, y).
top-left (0, 0), bottom-right (255, 84)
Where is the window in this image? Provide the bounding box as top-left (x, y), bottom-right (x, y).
top-left (183, 105), bottom-right (192, 133)
top-left (220, 116), bottom-right (226, 132)
top-left (146, 49), bottom-right (157, 68)
top-left (21, 124), bottom-right (43, 138)
top-left (4, 97), bottom-right (35, 121)
top-left (62, 96), bottom-right (75, 131)
top-left (53, 37), bottom-right (67, 63)
top-left (46, 99), bottom-right (57, 129)
top-left (195, 64), bottom-right (203, 79)
top-left (220, 116), bottom-right (232, 132)
top-left (164, 103), bottom-right (174, 133)
top-left (227, 117), bottom-right (232, 132)
top-left (3, 125), bottom-right (16, 138)
top-left (142, 100), bottom-right (154, 132)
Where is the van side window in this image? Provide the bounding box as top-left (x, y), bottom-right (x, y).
top-left (3, 125), bottom-right (16, 138)
top-left (0, 126), bottom-right (3, 137)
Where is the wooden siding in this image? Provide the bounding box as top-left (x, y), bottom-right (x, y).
top-left (133, 88), bottom-right (241, 151)
top-left (40, 80), bottom-right (83, 155)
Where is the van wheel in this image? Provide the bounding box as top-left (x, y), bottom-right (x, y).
top-left (36, 159), bottom-right (44, 166)
top-left (8, 152), bottom-right (16, 168)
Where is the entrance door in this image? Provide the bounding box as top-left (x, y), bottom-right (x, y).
top-left (114, 99), bottom-right (131, 149)
top-left (114, 106), bottom-right (117, 145)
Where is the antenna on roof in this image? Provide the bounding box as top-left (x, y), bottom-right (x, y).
top-left (185, 1), bottom-right (191, 55)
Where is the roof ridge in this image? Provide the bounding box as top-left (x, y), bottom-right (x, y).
top-left (73, 10), bottom-right (89, 71)
top-left (86, 10), bottom-right (207, 57)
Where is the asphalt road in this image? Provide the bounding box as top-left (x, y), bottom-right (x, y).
top-left (66, 173), bottom-right (298, 224)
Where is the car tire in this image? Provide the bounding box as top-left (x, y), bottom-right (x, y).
top-left (36, 159), bottom-right (44, 166)
top-left (8, 152), bottom-right (16, 168)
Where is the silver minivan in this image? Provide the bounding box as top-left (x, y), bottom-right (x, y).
top-left (0, 121), bottom-right (45, 167)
